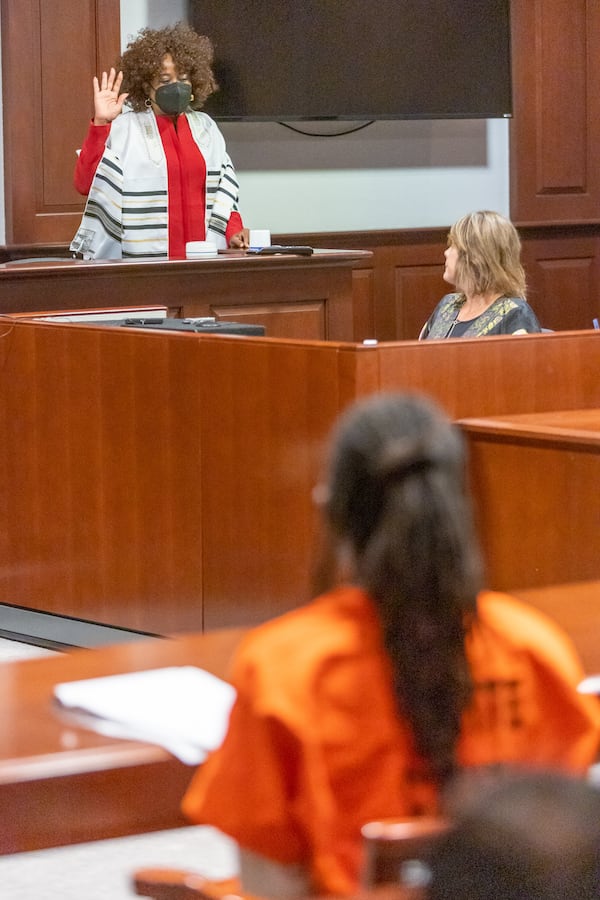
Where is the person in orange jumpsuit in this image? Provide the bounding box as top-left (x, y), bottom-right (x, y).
top-left (182, 392), bottom-right (600, 898)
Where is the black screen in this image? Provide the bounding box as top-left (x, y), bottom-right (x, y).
top-left (189, 0), bottom-right (512, 121)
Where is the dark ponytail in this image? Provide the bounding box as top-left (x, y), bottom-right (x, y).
top-left (325, 393), bottom-right (481, 784)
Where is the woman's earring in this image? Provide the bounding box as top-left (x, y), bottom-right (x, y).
top-left (145, 97), bottom-right (152, 108)
top-left (190, 94), bottom-right (195, 102)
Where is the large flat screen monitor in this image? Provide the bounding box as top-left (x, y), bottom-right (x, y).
top-left (189, 0), bottom-right (512, 122)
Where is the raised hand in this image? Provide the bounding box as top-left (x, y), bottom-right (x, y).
top-left (92, 68), bottom-right (129, 125)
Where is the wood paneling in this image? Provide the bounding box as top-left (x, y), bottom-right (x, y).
top-left (510, 0), bottom-right (600, 223)
top-left (376, 331), bottom-right (600, 419)
top-left (0, 323), bottom-right (205, 633)
top-left (518, 227), bottom-right (600, 330)
top-left (198, 338), bottom-right (347, 628)
top-left (215, 300), bottom-right (326, 340)
top-left (0, 251), bottom-right (369, 341)
top-left (459, 409), bottom-right (600, 589)
top-left (3, 322), bottom-right (600, 634)
top-left (349, 266), bottom-right (376, 341)
top-left (282, 230), bottom-right (450, 341)
top-left (0, 0), bottom-right (120, 243)
top-left (284, 227), bottom-right (600, 338)
top-left (513, 581), bottom-right (600, 676)
top-left (3, 227), bottom-right (600, 337)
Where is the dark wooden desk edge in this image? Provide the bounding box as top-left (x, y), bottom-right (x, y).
top-left (457, 408), bottom-right (600, 449)
top-left (0, 249), bottom-right (372, 277)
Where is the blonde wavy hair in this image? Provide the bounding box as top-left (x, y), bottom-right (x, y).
top-left (448, 210), bottom-right (526, 299)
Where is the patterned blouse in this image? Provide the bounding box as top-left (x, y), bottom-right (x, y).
top-left (420, 293), bottom-right (542, 340)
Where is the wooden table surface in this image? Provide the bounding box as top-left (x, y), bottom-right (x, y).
top-left (0, 627), bottom-right (245, 854)
top-left (0, 579), bottom-right (598, 855)
top-left (459, 407), bottom-right (600, 446)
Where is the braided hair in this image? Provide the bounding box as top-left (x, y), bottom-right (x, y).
top-left (324, 392), bottom-right (481, 784)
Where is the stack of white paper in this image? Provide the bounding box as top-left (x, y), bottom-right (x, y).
top-left (54, 666), bottom-right (236, 764)
top-left (578, 675), bottom-right (600, 695)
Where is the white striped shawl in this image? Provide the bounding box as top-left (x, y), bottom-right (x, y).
top-left (70, 110), bottom-right (240, 259)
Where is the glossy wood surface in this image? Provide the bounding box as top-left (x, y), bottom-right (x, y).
top-left (0, 320), bottom-right (354, 631)
top-left (0, 251), bottom-right (371, 342)
top-left (0, 627), bottom-right (245, 854)
top-left (459, 407), bottom-right (600, 445)
top-left (512, 581), bottom-right (600, 676)
top-left (375, 330), bottom-right (600, 418)
top-left (459, 409), bottom-right (600, 589)
top-left (4, 323), bottom-right (600, 633)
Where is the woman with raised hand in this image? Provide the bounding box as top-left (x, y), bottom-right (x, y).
top-left (71, 22), bottom-right (247, 260)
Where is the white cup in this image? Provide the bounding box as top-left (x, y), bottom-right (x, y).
top-left (186, 241), bottom-right (218, 259)
top-left (248, 229), bottom-right (271, 248)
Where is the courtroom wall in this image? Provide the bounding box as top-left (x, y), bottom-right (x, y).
top-left (0, 1), bottom-right (509, 242)
top-left (120, 1), bottom-right (512, 235)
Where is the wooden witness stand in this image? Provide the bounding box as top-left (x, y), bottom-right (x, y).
top-left (0, 251), bottom-right (371, 341)
top-left (1, 317), bottom-right (600, 636)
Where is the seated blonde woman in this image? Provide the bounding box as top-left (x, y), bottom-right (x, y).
top-left (420, 210), bottom-right (541, 339)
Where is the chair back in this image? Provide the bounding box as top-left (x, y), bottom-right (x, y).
top-left (361, 817), bottom-right (449, 889)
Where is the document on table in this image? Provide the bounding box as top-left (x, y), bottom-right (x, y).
top-left (54, 666), bottom-right (236, 764)
top-left (578, 675), bottom-right (600, 695)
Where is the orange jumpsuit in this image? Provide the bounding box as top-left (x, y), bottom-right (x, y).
top-left (182, 585), bottom-right (600, 896)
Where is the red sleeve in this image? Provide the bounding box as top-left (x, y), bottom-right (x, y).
top-left (225, 210), bottom-right (244, 245)
top-left (73, 121), bottom-right (111, 195)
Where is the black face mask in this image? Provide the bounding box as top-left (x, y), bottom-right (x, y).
top-left (154, 81), bottom-right (192, 115)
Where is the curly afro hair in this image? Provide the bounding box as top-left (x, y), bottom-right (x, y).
top-left (117, 22), bottom-right (218, 112)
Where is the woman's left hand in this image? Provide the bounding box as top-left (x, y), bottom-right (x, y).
top-left (228, 229), bottom-right (250, 249)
